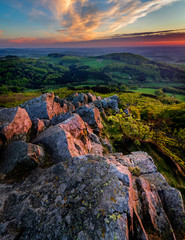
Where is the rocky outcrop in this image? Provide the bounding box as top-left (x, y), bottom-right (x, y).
top-left (0, 141), bottom-right (45, 177)
top-left (101, 95), bottom-right (119, 112)
top-left (0, 107), bottom-right (32, 142)
top-left (20, 92), bottom-right (63, 120)
top-left (0, 92), bottom-right (184, 240)
top-left (66, 93), bottom-right (88, 108)
top-left (33, 114), bottom-right (96, 163)
top-left (87, 92), bottom-right (98, 102)
top-left (0, 152), bottom-right (184, 240)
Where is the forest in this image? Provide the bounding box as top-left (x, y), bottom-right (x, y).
top-left (0, 53), bottom-right (185, 98)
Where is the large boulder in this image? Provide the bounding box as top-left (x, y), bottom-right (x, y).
top-left (0, 141), bottom-right (45, 177)
top-left (20, 92), bottom-right (63, 120)
top-left (33, 114), bottom-right (93, 163)
top-left (0, 107), bottom-right (32, 142)
top-left (74, 104), bottom-right (103, 133)
top-left (102, 95), bottom-right (119, 112)
top-left (0, 152), bottom-right (184, 240)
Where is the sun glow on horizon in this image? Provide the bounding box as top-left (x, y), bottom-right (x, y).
top-left (0, 0), bottom-right (185, 47)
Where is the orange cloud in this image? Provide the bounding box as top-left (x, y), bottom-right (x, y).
top-left (9, 37), bottom-right (37, 43)
top-left (40, 0), bottom-right (179, 40)
top-left (0, 29), bottom-right (3, 34)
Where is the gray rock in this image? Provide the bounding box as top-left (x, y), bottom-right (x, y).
top-left (0, 141), bottom-right (45, 176)
top-left (93, 100), bottom-right (104, 113)
top-left (101, 138), bottom-right (113, 153)
top-left (109, 95), bottom-right (119, 101)
top-left (107, 99), bottom-right (119, 112)
top-left (33, 114), bottom-right (92, 163)
top-left (101, 95), bottom-right (119, 112)
top-left (50, 112), bottom-right (72, 126)
top-left (158, 188), bottom-right (185, 238)
top-left (74, 104), bottom-right (103, 132)
top-left (20, 92), bottom-right (62, 120)
top-left (67, 93), bottom-right (88, 108)
top-left (87, 93), bottom-right (97, 103)
top-left (42, 119), bottom-right (51, 128)
top-left (89, 133), bottom-right (101, 144)
top-left (129, 151), bottom-right (157, 174)
top-left (0, 155), bottom-right (131, 240)
top-left (0, 153), bottom-right (184, 239)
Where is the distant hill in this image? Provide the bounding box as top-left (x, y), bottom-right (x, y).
top-left (0, 52), bottom-right (185, 94)
top-left (100, 52), bottom-right (150, 64)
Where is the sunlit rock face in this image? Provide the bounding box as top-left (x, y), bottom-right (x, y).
top-left (33, 114), bottom-right (103, 163)
top-left (0, 92), bottom-right (184, 240)
top-left (20, 92), bottom-right (63, 120)
top-left (0, 106), bottom-right (32, 141)
top-left (74, 104), bottom-right (103, 133)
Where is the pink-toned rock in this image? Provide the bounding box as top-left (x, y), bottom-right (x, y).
top-left (97, 96), bottom-right (102, 101)
top-left (33, 114), bottom-right (93, 163)
top-left (0, 141), bottom-right (45, 176)
top-left (74, 104), bottom-right (103, 133)
top-left (67, 93), bottom-right (89, 108)
top-left (135, 177), bottom-right (176, 239)
top-left (87, 93), bottom-right (97, 102)
top-left (0, 107), bottom-right (32, 141)
top-left (32, 118), bottom-right (45, 135)
top-left (54, 97), bottom-right (69, 114)
top-left (67, 102), bottom-right (75, 112)
top-left (21, 92), bottom-right (63, 120)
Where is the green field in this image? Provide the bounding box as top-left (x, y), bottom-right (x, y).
top-left (132, 88), bottom-right (185, 102)
top-left (80, 58), bottom-right (114, 68)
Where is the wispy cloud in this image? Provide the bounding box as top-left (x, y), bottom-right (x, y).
top-left (40, 0), bottom-right (179, 40)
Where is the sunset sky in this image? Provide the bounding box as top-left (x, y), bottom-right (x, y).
top-left (0, 0), bottom-right (185, 47)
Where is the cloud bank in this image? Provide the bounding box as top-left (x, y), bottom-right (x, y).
top-left (2, 28), bottom-right (184, 47)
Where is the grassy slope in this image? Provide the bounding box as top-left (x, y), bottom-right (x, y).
top-left (0, 92), bottom-right (41, 107)
top-left (131, 88), bottom-right (185, 102)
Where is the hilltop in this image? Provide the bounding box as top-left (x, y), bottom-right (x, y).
top-left (0, 92), bottom-right (185, 239)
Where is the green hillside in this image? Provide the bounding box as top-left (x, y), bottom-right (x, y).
top-left (0, 53), bottom-right (185, 97)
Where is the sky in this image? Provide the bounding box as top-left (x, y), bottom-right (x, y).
top-left (0, 0), bottom-right (185, 47)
